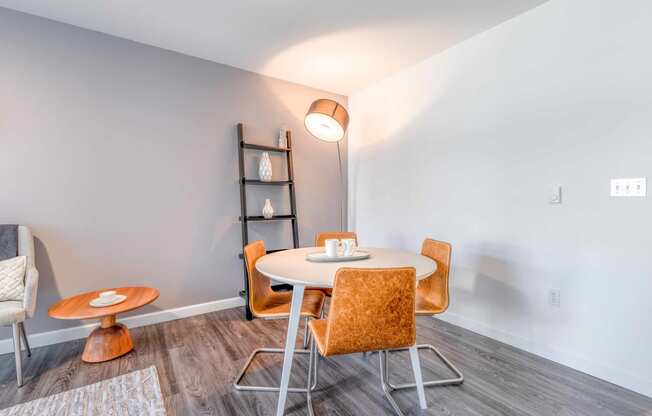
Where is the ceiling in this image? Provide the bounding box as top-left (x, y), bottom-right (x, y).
top-left (0, 0), bottom-right (548, 95)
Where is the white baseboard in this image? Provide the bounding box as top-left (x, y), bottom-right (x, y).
top-left (438, 311), bottom-right (652, 398)
top-left (0, 296), bottom-right (244, 355)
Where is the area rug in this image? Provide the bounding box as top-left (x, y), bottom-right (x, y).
top-left (0, 366), bottom-right (165, 416)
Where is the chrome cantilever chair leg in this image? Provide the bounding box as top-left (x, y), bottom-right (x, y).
top-left (233, 347), bottom-right (318, 392)
top-left (379, 350), bottom-right (405, 416)
top-left (307, 348), bottom-right (409, 416)
top-left (234, 316), bottom-right (320, 393)
top-left (306, 337), bottom-right (317, 416)
top-left (386, 344), bottom-right (463, 390)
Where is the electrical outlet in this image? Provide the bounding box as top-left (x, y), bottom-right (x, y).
top-left (548, 289), bottom-right (561, 308)
top-left (611, 178), bottom-right (646, 197)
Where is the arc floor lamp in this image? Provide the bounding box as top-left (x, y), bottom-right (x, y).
top-left (304, 99), bottom-right (350, 231)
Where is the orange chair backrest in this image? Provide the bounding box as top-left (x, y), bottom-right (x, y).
top-left (315, 232), bottom-right (358, 247)
top-left (323, 267), bottom-right (416, 356)
top-left (417, 238), bottom-right (451, 313)
top-left (243, 240), bottom-right (273, 317)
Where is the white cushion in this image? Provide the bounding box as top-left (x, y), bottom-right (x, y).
top-left (0, 301), bottom-right (25, 325)
top-left (0, 256), bottom-right (26, 302)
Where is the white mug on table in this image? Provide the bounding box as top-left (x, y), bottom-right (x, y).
top-left (341, 238), bottom-right (356, 256)
top-left (324, 239), bottom-right (339, 258)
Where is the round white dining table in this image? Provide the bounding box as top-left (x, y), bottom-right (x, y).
top-left (256, 247), bottom-right (437, 416)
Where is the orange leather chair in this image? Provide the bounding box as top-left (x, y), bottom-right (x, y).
top-left (314, 231), bottom-right (357, 248)
top-left (386, 238), bottom-right (464, 391)
top-left (310, 231), bottom-right (358, 298)
top-left (234, 240), bottom-right (325, 393)
top-left (306, 267), bottom-right (428, 416)
top-left (301, 232), bottom-right (359, 348)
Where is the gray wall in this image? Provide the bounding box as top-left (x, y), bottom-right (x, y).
top-left (349, 0), bottom-right (651, 397)
top-left (0, 7), bottom-right (347, 339)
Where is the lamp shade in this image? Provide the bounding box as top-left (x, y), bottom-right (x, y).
top-left (304, 99), bottom-right (349, 142)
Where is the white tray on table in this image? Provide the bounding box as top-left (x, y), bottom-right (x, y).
top-left (306, 250), bottom-right (371, 263)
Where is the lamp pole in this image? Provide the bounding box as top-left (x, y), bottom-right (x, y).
top-left (336, 140), bottom-right (344, 232)
top-left (304, 98), bottom-right (350, 232)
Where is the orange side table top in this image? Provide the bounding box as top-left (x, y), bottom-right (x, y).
top-left (48, 286), bottom-right (159, 363)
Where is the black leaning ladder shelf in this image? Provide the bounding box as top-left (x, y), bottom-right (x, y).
top-left (237, 123), bottom-right (299, 320)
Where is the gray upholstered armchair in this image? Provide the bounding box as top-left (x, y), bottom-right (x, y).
top-left (0, 225), bottom-right (39, 387)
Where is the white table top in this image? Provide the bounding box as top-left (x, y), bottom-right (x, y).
top-left (256, 247), bottom-right (437, 288)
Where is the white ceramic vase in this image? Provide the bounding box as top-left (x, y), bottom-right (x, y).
top-left (278, 128), bottom-right (287, 148)
top-left (258, 152), bottom-right (273, 182)
top-left (262, 198), bottom-right (274, 219)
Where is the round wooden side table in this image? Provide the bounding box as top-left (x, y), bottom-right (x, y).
top-left (48, 286), bottom-right (159, 363)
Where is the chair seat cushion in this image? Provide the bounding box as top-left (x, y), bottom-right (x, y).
top-left (254, 289), bottom-right (325, 319)
top-left (307, 287), bottom-right (332, 297)
top-left (0, 256), bottom-right (26, 302)
top-left (0, 301), bottom-right (25, 326)
top-left (415, 294), bottom-right (446, 315)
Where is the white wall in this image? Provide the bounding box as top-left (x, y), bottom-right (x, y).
top-left (349, 0), bottom-right (652, 397)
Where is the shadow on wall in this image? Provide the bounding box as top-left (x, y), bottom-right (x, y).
top-left (35, 232), bottom-right (169, 323)
top-left (34, 237), bottom-right (56, 298)
top-left (452, 252), bottom-right (531, 326)
top-left (349, 85), bottom-right (588, 355)
top-left (30, 237), bottom-right (60, 330)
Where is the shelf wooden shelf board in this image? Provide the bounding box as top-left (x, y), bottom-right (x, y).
top-left (242, 179), bottom-right (293, 186)
top-left (240, 141), bottom-right (290, 153)
top-left (239, 215), bottom-right (296, 222)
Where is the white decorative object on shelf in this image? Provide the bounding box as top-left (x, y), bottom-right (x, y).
top-left (278, 127), bottom-right (288, 148)
top-left (262, 198), bottom-right (274, 219)
top-left (258, 152), bottom-right (272, 181)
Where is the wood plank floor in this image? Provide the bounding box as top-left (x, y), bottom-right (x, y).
top-left (1, 306), bottom-right (650, 415)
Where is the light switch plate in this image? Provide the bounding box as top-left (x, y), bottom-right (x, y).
top-left (610, 178), bottom-right (646, 197)
top-left (549, 185), bottom-right (562, 204)
top-left (548, 289), bottom-right (561, 308)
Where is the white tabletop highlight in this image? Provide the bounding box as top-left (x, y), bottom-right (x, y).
top-left (256, 247), bottom-right (436, 288)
